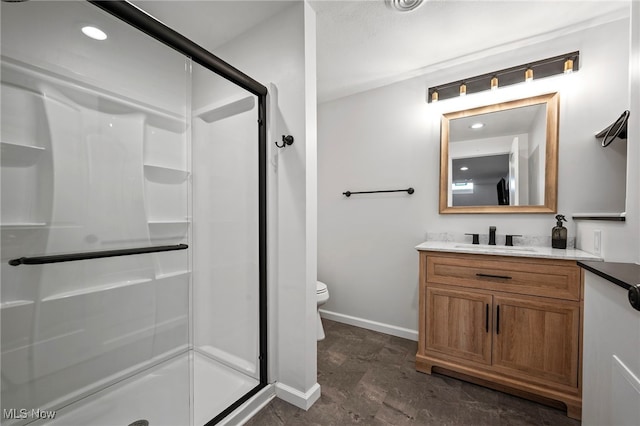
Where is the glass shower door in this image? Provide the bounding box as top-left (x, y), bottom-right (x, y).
top-left (1, 1), bottom-right (191, 425)
top-left (191, 62), bottom-right (262, 425)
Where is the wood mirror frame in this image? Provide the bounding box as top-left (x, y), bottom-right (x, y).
top-left (439, 92), bottom-right (559, 214)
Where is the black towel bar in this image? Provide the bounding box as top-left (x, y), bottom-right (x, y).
top-left (343, 188), bottom-right (414, 197)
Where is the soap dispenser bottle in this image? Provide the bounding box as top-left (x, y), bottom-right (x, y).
top-left (552, 214), bottom-right (568, 249)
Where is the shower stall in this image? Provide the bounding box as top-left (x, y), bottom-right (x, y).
top-left (1, 1), bottom-right (267, 425)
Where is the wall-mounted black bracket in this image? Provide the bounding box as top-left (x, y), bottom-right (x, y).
top-left (629, 285), bottom-right (640, 312)
top-left (275, 135), bottom-right (294, 148)
top-left (596, 110), bottom-right (630, 147)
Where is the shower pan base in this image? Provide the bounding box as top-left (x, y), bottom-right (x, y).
top-left (38, 351), bottom-right (258, 426)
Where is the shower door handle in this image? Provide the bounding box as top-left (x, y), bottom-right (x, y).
top-left (8, 243), bottom-right (188, 266)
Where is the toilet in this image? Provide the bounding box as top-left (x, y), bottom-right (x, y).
top-left (316, 281), bottom-right (330, 341)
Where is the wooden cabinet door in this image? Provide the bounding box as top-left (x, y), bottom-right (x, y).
top-left (492, 294), bottom-right (580, 387)
top-left (425, 287), bottom-right (492, 365)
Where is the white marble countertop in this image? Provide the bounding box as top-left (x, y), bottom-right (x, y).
top-left (415, 241), bottom-right (603, 261)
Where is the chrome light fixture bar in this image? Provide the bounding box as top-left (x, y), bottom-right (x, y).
top-left (428, 51), bottom-right (579, 103)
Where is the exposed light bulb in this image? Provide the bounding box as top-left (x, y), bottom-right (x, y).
top-left (490, 76), bottom-right (498, 90)
top-left (564, 58), bottom-right (574, 74)
top-left (525, 67), bottom-right (533, 82)
top-left (459, 82), bottom-right (467, 96)
top-left (431, 90), bottom-right (438, 103)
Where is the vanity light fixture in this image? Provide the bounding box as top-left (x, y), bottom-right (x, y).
top-left (525, 66), bottom-right (533, 82)
top-left (427, 51), bottom-right (579, 103)
top-left (82, 26), bottom-right (107, 41)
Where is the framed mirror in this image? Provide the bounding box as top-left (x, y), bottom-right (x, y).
top-left (439, 92), bottom-right (559, 214)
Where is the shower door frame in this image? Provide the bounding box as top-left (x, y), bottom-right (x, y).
top-left (87, 1), bottom-right (269, 424)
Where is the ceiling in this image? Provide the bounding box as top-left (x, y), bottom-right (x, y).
top-left (131, 0), bottom-right (630, 103)
top-left (449, 103), bottom-right (544, 142)
top-left (452, 154), bottom-right (509, 183)
top-left (130, 1), bottom-right (292, 51)
top-left (311, 0), bottom-right (629, 102)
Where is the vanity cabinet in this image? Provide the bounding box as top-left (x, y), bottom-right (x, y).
top-left (417, 251), bottom-right (583, 419)
top-left (425, 287), bottom-right (493, 365)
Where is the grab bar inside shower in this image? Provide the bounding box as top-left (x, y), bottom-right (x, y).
top-left (8, 243), bottom-right (188, 266)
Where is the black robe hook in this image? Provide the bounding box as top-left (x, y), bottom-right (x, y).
top-left (275, 135), bottom-right (294, 148)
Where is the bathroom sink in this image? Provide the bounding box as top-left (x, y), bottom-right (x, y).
top-left (454, 244), bottom-right (537, 253)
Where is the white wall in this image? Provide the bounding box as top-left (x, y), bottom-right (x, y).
top-left (576, 0), bottom-right (640, 264)
top-left (581, 5), bottom-right (640, 424)
top-left (318, 16), bottom-right (633, 338)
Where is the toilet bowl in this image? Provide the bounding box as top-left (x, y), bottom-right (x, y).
top-left (316, 281), bottom-right (330, 341)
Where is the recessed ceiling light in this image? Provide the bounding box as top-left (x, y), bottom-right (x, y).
top-left (82, 26), bottom-right (107, 41)
top-left (460, 166), bottom-right (469, 171)
top-left (470, 122), bottom-right (484, 129)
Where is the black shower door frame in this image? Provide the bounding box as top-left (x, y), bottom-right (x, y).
top-left (87, 1), bottom-right (269, 425)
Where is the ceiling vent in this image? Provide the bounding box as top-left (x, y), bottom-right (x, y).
top-left (385, 0), bottom-right (425, 12)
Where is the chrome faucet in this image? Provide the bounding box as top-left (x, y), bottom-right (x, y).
top-left (489, 226), bottom-right (496, 245)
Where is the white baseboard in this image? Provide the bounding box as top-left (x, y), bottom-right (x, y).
top-left (223, 384), bottom-right (276, 426)
top-left (275, 382), bottom-right (321, 411)
top-left (320, 309), bottom-right (419, 341)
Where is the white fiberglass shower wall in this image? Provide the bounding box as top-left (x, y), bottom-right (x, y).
top-left (192, 65), bottom-right (260, 379)
top-left (1, 1), bottom-right (265, 425)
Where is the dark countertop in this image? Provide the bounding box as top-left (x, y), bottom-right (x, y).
top-left (578, 260), bottom-right (640, 291)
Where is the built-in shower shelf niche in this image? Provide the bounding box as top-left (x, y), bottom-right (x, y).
top-left (1, 222), bottom-right (47, 229)
top-left (155, 270), bottom-right (190, 281)
top-left (143, 164), bottom-right (189, 184)
top-left (151, 249), bottom-right (189, 280)
top-left (42, 277), bottom-right (154, 302)
top-left (194, 95), bottom-right (255, 124)
top-left (143, 166), bottom-right (189, 221)
top-left (147, 220), bottom-right (190, 224)
top-left (0, 299), bottom-right (34, 310)
top-left (148, 221), bottom-right (190, 245)
top-left (1, 223), bottom-right (48, 260)
top-left (0, 141), bottom-right (46, 167)
top-left (144, 123), bottom-right (187, 172)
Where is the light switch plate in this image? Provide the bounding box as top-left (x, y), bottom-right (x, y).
top-left (594, 230), bottom-right (602, 255)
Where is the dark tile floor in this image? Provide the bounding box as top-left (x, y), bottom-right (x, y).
top-left (246, 319), bottom-right (581, 425)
